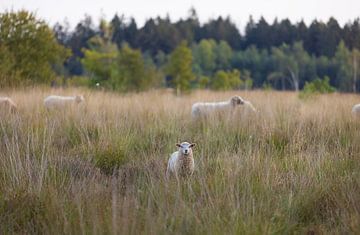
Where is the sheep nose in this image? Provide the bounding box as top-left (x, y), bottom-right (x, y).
top-left (184, 150), bottom-right (188, 154)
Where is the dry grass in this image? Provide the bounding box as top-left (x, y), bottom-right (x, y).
top-left (0, 88), bottom-right (360, 234)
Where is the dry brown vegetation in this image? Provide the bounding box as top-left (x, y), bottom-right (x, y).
top-left (0, 88), bottom-right (360, 234)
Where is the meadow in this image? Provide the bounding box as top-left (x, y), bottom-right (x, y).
top-left (0, 88), bottom-right (359, 234)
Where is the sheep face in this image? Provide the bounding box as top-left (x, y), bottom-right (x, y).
top-left (75, 95), bottom-right (84, 103)
top-left (230, 96), bottom-right (245, 107)
top-left (176, 142), bottom-right (195, 156)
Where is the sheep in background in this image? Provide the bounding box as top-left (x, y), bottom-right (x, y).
top-left (191, 95), bottom-right (256, 119)
top-left (352, 104), bottom-right (360, 118)
top-left (166, 142), bottom-right (196, 179)
top-left (0, 97), bottom-right (17, 112)
top-left (44, 95), bottom-right (84, 109)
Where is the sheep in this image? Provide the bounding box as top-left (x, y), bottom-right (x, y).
top-left (352, 104), bottom-right (360, 118)
top-left (166, 142), bottom-right (196, 179)
top-left (191, 95), bottom-right (256, 119)
top-left (0, 97), bottom-right (17, 112)
top-left (44, 95), bottom-right (84, 109)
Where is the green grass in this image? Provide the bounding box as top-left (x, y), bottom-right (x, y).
top-left (0, 88), bottom-right (359, 234)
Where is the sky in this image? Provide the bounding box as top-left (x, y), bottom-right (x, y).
top-left (1, 0), bottom-right (360, 31)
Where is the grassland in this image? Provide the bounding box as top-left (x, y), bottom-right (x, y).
top-left (0, 88), bottom-right (359, 234)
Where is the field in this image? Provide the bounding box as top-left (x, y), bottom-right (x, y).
top-left (0, 88), bottom-right (360, 234)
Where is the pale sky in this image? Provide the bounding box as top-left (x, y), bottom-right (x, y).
top-left (1, 0), bottom-right (360, 31)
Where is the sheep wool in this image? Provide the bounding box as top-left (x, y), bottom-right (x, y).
top-left (352, 104), bottom-right (360, 117)
top-left (44, 95), bottom-right (84, 109)
top-left (191, 95), bottom-right (256, 118)
top-left (166, 142), bottom-right (196, 179)
top-left (0, 97), bottom-right (17, 112)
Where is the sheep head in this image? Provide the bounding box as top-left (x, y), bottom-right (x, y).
top-left (75, 95), bottom-right (84, 103)
top-left (230, 96), bottom-right (245, 107)
top-left (176, 142), bottom-right (196, 156)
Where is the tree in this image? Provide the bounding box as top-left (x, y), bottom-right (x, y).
top-left (334, 41), bottom-right (352, 91)
top-left (65, 15), bottom-right (96, 75)
top-left (215, 41), bottom-right (233, 70)
top-left (232, 45), bottom-right (270, 88)
top-left (82, 22), bottom-right (161, 91)
top-left (295, 20), bottom-right (308, 42)
top-left (176, 8), bottom-right (200, 43)
top-left (110, 15), bottom-right (138, 49)
top-left (81, 21), bottom-right (118, 85)
top-left (82, 39), bottom-right (161, 91)
top-left (322, 18), bottom-right (341, 57)
top-left (166, 41), bottom-right (195, 94)
top-left (270, 42), bottom-right (311, 91)
top-left (241, 70), bottom-right (253, 90)
top-left (112, 44), bottom-right (160, 91)
top-left (344, 19), bottom-right (360, 50)
top-left (81, 43), bottom-right (117, 85)
top-left (192, 39), bottom-right (216, 75)
top-left (304, 20), bottom-right (324, 56)
top-left (200, 17), bottom-right (242, 49)
top-left (0, 10), bottom-right (69, 87)
top-left (351, 48), bottom-right (360, 92)
top-left (137, 17), bottom-right (181, 55)
top-left (244, 16), bottom-right (271, 49)
top-left (211, 69), bottom-right (242, 90)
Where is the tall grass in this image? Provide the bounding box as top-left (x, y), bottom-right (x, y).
top-left (0, 88), bottom-right (359, 234)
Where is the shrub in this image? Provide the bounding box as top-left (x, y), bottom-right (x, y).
top-left (211, 69), bottom-right (242, 90)
top-left (93, 142), bottom-right (129, 174)
top-left (299, 76), bottom-right (336, 99)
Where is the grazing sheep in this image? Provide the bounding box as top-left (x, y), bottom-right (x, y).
top-left (44, 95), bottom-right (84, 109)
top-left (0, 97), bottom-right (17, 112)
top-left (166, 142), bottom-right (196, 179)
top-left (352, 104), bottom-right (360, 117)
top-left (191, 95), bottom-right (256, 118)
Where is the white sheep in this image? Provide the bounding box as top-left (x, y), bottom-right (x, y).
top-left (44, 95), bottom-right (84, 109)
top-left (191, 95), bottom-right (256, 119)
top-left (0, 97), bottom-right (17, 112)
top-left (352, 104), bottom-right (360, 118)
top-left (166, 142), bottom-right (196, 179)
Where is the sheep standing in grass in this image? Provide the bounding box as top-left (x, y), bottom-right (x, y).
top-left (352, 104), bottom-right (360, 117)
top-left (44, 95), bottom-right (84, 109)
top-left (191, 95), bottom-right (256, 119)
top-left (0, 97), bottom-right (17, 112)
top-left (166, 142), bottom-right (196, 179)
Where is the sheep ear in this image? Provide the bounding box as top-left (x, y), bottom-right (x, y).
top-left (176, 143), bottom-right (181, 148)
top-left (190, 143), bottom-right (196, 148)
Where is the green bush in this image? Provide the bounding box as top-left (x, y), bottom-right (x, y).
top-left (211, 69), bottom-right (242, 90)
top-left (93, 143), bottom-right (129, 174)
top-left (299, 76), bottom-right (336, 99)
top-left (198, 76), bottom-right (210, 89)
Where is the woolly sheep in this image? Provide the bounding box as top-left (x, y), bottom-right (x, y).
top-left (44, 95), bottom-right (84, 109)
top-left (352, 104), bottom-right (360, 117)
top-left (191, 95), bottom-right (256, 119)
top-left (0, 97), bottom-right (17, 112)
top-left (166, 142), bottom-right (196, 179)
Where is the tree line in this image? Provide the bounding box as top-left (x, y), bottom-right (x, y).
top-left (1, 9), bottom-right (360, 93)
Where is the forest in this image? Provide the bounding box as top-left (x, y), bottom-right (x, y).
top-left (1, 9), bottom-right (360, 234)
top-left (1, 9), bottom-right (360, 92)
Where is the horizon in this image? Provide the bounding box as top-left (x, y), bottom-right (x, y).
top-left (2, 0), bottom-right (360, 31)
